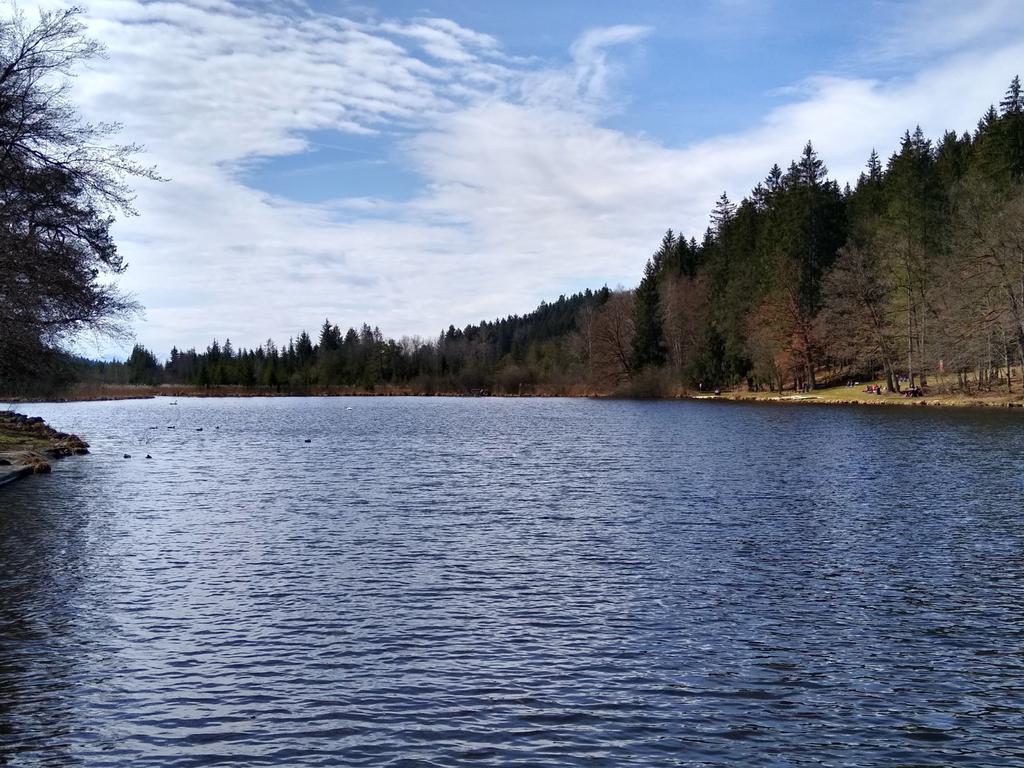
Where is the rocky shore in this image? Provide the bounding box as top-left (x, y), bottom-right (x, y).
top-left (0, 411), bottom-right (89, 487)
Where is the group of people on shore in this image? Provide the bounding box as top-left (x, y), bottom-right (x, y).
top-left (846, 380), bottom-right (926, 397)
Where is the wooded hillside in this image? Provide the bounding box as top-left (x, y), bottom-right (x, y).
top-left (60, 77), bottom-right (1024, 397)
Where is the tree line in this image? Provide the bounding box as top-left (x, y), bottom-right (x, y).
top-left (4, 16), bottom-right (1021, 400)
top-left (88, 77), bottom-right (1024, 398)
top-left (664, 76), bottom-right (1024, 396)
top-left (76, 289), bottom-right (613, 394)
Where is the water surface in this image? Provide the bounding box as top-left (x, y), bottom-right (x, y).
top-left (2, 397), bottom-right (1023, 766)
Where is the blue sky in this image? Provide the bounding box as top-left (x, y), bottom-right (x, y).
top-left (243, 1), bottom-right (885, 204)
top-left (59, 0), bottom-right (1024, 357)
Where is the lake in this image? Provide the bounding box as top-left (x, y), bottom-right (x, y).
top-left (1, 397), bottom-right (1023, 766)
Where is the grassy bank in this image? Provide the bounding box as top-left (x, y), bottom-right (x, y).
top-left (0, 412), bottom-right (89, 487)
top-left (712, 381), bottom-right (1024, 409)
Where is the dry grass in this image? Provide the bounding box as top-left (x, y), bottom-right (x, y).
top-left (721, 381), bottom-right (1024, 409)
top-left (0, 413), bottom-right (89, 483)
top-left (0, 431), bottom-right (51, 450)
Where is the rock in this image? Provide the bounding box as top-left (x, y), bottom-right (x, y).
top-left (0, 465), bottom-right (33, 486)
top-left (7, 452), bottom-right (53, 474)
top-left (0, 413), bottom-right (85, 485)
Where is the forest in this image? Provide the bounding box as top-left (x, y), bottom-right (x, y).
top-left (53, 77), bottom-right (1024, 398)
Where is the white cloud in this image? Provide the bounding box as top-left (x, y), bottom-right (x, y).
top-left (519, 24), bottom-right (650, 114)
top-left (872, 0), bottom-right (1024, 63)
top-left (569, 25), bottom-right (650, 101)
top-left (77, 0), bottom-right (508, 168)
top-left (58, 0), bottom-right (1024, 359)
top-left (380, 17), bottom-right (501, 64)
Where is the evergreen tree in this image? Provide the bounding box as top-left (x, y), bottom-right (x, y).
top-left (318, 319), bottom-right (341, 352)
top-left (631, 252), bottom-right (667, 370)
top-left (883, 126), bottom-right (943, 386)
top-left (999, 75), bottom-right (1022, 115)
top-left (796, 140), bottom-right (827, 186)
top-left (127, 344), bottom-right (160, 385)
top-left (296, 330), bottom-right (315, 366)
top-left (848, 150), bottom-right (887, 236)
top-left (999, 75), bottom-right (1024, 180)
top-left (710, 192), bottom-right (736, 233)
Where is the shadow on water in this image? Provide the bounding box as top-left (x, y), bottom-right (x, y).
top-left (0, 471), bottom-right (104, 767)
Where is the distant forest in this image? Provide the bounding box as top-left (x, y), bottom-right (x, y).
top-left (72, 78), bottom-right (1024, 397)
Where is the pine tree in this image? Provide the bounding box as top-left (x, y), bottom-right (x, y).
top-left (975, 105), bottom-right (999, 139)
top-left (999, 75), bottom-right (1022, 115)
top-left (999, 75), bottom-right (1024, 180)
top-left (296, 330), bottom-right (315, 364)
top-left (934, 130), bottom-right (970, 191)
top-left (631, 254), bottom-right (667, 370)
top-left (710, 192), bottom-right (735, 233)
top-left (764, 164), bottom-right (784, 194)
top-left (866, 148), bottom-right (882, 182)
top-left (883, 126), bottom-right (943, 387)
top-left (654, 229), bottom-right (676, 267)
top-left (318, 319), bottom-right (340, 352)
top-left (795, 141), bottom-right (827, 186)
top-left (127, 344), bottom-right (160, 385)
top-left (849, 149), bottom-right (887, 231)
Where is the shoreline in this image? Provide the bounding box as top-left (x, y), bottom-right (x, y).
top-left (0, 412), bottom-right (90, 488)
top-left (697, 391), bottom-right (1024, 410)
top-left (3, 385), bottom-right (1018, 487)
top-left (6, 383), bottom-right (1024, 411)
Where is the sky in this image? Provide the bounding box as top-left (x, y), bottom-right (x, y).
top-left (50, 0), bottom-right (1024, 358)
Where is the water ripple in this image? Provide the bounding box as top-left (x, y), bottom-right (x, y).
top-left (2, 397), bottom-right (1024, 765)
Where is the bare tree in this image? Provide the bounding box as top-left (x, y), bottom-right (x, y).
top-left (955, 178), bottom-right (1024, 383)
top-left (0, 5), bottom-right (158, 387)
top-left (660, 273), bottom-right (706, 382)
top-left (570, 303), bottom-right (596, 382)
top-left (820, 238), bottom-right (901, 391)
top-left (590, 291), bottom-right (635, 386)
